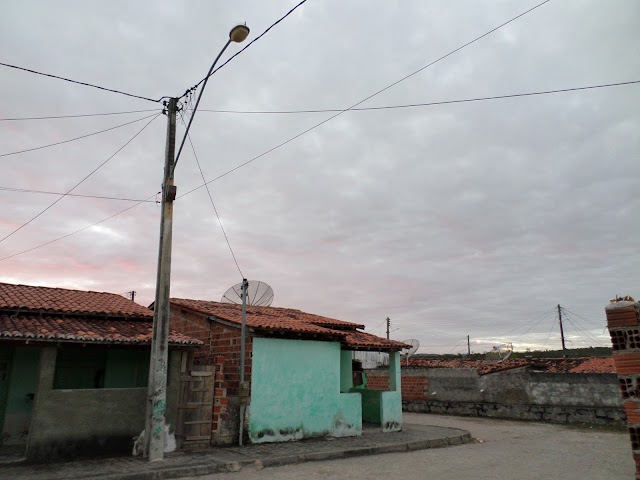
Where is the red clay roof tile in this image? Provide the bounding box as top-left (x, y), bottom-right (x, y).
top-left (0, 282), bottom-right (153, 317)
top-left (0, 313), bottom-right (202, 346)
top-left (171, 298), bottom-right (406, 351)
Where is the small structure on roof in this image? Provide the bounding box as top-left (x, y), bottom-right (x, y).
top-left (0, 282), bottom-right (201, 461)
top-left (168, 298), bottom-right (408, 446)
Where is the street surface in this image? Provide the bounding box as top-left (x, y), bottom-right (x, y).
top-left (181, 413), bottom-right (633, 480)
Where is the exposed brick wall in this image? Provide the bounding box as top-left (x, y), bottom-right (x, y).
top-left (169, 305), bottom-right (253, 446)
top-left (365, 370), bottom-right (429, 400)
top-left (605, 300), bottom-right (640, 479)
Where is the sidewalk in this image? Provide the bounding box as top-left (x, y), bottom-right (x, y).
top-left (0, 423), bottom-right (472, 480)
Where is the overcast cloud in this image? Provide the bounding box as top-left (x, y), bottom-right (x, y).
top-left (1, 0), bottom-right (638, 354)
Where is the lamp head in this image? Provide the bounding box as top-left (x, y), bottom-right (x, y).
top-left (229, 24), bottom-right (250, 43)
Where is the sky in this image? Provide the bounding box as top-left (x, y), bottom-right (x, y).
top-left (0, 0), bottom-right (638, 354)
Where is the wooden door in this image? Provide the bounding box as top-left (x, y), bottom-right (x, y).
top-left (175, 356), bottom-right (214, 449)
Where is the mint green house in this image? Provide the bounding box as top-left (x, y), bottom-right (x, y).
top-left (168, 299), bottom-right (408, 445)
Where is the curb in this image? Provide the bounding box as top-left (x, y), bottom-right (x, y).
top-left (85, 431), bottom-right (473, 480)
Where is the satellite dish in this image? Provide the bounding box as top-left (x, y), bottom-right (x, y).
top-left (401, 339), bottom-right (420, 366)
top-left (491, 343), bottom-right (513, 363)
top-left (221, 280), bottom-right (274, 307)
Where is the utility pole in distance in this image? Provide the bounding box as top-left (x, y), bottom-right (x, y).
top-left (386, 317), bottom-right (390, 340)
top-left (467, 335), bottom-right (471, 355)
top-left (145, 97), bottom-right (178, 461)
top-left (558, 304), bottom-right (567, 358)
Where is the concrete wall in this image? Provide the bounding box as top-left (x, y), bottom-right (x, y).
top-left (249, 337), bottom-right (361, 443)
top-left (366, 367), bottom-right (624, 425)
top-left (26, 346), bottom-right (181, 460)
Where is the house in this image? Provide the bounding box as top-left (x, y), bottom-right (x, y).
top-left (0, 282), bottom-right (201, 461)
top-left (168, 298), bottom-right (408, 446)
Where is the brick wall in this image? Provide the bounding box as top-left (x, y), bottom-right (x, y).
top-left (365, 370), bottom-right (429, 400)
top-left (169, 305), bottom-right (253, 446)
top-left (605, 300), bottom-right (640, 479)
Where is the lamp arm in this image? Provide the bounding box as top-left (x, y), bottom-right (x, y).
top-left (174, 38), bottom-right (232, 169)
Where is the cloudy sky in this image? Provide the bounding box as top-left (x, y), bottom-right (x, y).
top-left (1, 0), bottom-right (638, 354)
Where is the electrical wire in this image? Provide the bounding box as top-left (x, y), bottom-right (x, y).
top-left (0, 194), bottom-right (157, 262)
top-left (0, 114), bottom-right (160, 245)
top-left (197, 80), bottom-right (640, 114)
top-left (0, 1), bottom-right (552, 260)
top-left (177, 0), bottom-right (553, 200)
top-left (0, 61), bottom-right (162, 103)
top-left (563, 313), bottom-right (608, 347)
top-left (0, 112), bottom-right (159, 158)
top-left (187, 0), bottom-right (308, 95)
top-left (510, 311), bottom-right (554, 341)
top-left (564, 316), bottom-right (606, 348)
top-left (0, 109), bottom-right (159, 122)
top-left (179, 113), bottom-right (244, 278)
top-left (0, 186), bottom-right (154, 203)
top-left (541, 318), bottom-right (557, 350)
top-left (561, 307), bottom-right (605, 328)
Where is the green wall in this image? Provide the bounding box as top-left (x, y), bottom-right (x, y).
top-left (381, 351), bottom-right (402, 431)
top-left (1, 346), bottom-right (39, 445)
top-left (249, 337), bottom-right (362, 443)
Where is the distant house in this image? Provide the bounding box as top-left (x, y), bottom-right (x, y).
top-left (0, 282), bottom-right (201, 461)
top-left (168, 298), bottom-right (408, 446)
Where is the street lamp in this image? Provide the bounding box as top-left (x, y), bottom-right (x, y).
top-left (145, 23), bottom-right (250, 462)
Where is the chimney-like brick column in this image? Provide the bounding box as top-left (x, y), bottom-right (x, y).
top-left (605, 298), bottom-right (640, 479)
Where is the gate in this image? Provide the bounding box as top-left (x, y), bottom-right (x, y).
top-left (175, 354), bottom-right (214, 449)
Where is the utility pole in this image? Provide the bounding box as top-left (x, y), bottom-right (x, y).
top-left (558, 304), bottom-right (567, 358)
top-left (386, 317), bottom-right (390, 340)
top-left (467, 335), bottom-right (471, 355)
top-left (145, 97), bottom-right (178, 461)
top-left (130, 291), bottom-right (136, 302)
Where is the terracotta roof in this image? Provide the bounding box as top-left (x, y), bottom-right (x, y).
top-left (171, 298), bottom-right (405, 351)
top-left (405, 357), bottom-right (616, 374)
top-left (0, 313), bottom-right (202, 346)
top-left (341, 330), bottom-right (409, 350)
top-left (0, 282), bottom-right (153, 318)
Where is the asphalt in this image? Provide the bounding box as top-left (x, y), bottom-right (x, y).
top-left (0, 424), bottom-right (471, 480)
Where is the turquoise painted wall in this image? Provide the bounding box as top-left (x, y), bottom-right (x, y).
top-left (2, 346), bottom-right (39, 445)
top-left (249, 338), bottom-right (362, 443)
top-left (381, 351), bottom-right (402, 431)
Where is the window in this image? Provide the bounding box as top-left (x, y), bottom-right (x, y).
top-left (53, 346), bottom-right (150, 389)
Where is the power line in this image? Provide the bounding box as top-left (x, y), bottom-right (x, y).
top-left (0, 61), bottom-right (162, 103)
top-left (187, 0), bottom-right (308, 95)
top-left (0, 109), bottom-right (159, 122)
top-left (0, 0), bottom-right (551, 260)
top-left (177, 0), bottom-right (553, 200)
top-left (0, 114), bottom-right (160, 245)
top-left (198, 80), bottom-right (640, 115)
top-left (179, 113), bottom-right (244, 278)
top-left (0, 112), bottom-right (159, 158)
top-left (0, 194), bottom-right (157, 262)
top-left (0, 186), bottom-right (155, 203)
top-left (541, 318), bottom-right (557, 350)
top-left (561, 307), bottom-right (605, 329)
top-left (563, 316), bottom-right (607, 348)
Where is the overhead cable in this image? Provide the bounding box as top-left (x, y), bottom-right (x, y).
top-left (187, 0), bottom-right (308, 95)
top-left (177, 0), bottom-right (553, 199)
top-left (0, 112), bottom-right (159, 158)
top-left (0, 114), bottom-right (160, 245)
top-left (0, 61), bottom-right (162, 103)
top-left (180, 113), bottom-right (245, 278)
top-left (0, 194), bottom-right (157, 262)
top-left (0, 109), bottom-right (159, 122)
top-left (0, 186), bottom-right (154, 203)
top-left (198, 80), bottom-right (640, 115)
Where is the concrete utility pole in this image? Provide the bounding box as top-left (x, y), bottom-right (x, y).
top-left (558, 304), bottom-right (567, 358)
top-left (467, 335), bottom-right (471, 355)
top-left (130, 291), bottom-right (136, 302)
top-left (386, 317), bottom-right (390, 340)
top-left (145, 97), bottom-right (178, 461)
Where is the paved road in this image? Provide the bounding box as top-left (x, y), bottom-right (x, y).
top-left (181, 413), bottom-right (633, 480)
